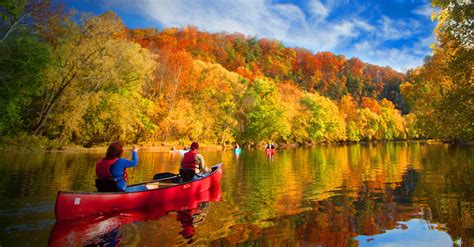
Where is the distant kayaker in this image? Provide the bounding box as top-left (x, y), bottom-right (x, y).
top-left (266, 142), bottom-right (276, 157)
top-left (180, 142), bottom-right (210, 181)
top-left (96, 141), bottom-right (149, 192)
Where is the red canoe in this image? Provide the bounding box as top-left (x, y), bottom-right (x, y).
top-left (49, 186), bottom-right (222, 246)
top-left (55, 163), bottom-right (223, 222)
top-left (266, 149), bottom-right (275, 156)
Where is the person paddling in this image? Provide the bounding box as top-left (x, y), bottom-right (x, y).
top-left (180, 142), bottom-right (210, 181)
top-left (96, 141), bottom-right (149, 192)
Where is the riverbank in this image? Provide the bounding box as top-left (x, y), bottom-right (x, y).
top-left (1, 136), bottom-right (472, 153)
top-left (0, 135), bottom-right (229, 153)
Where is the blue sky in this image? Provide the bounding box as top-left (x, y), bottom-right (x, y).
top-left (60, 0), bottom-right (437, 72)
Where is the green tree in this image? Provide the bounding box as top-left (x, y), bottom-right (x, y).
top-left (31, 11), bottom-right (127, 135)
top-left (0, 34), bottom-right (50, 134)
top-left (300, 93), bottom-right (346, 142)
top-left (239, 78), bottom-right (289, 144)
top-left (378, 99), bottom-right (406, 140)
top-left (0, 0), bottom-right (29, 42)
top-left (193, 60), bottom-right (245, 144)
top-left (356, 108), bottom-right (380, 141)
top-left (32, 12), bottom-right (157, 145)
top-left (69, 41), bottom-right (157, 145)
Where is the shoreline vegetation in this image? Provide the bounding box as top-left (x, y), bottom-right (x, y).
top-left (0, 135), bottom-right (472, 153)
top-left (0, 2), bottom-right (472, 151)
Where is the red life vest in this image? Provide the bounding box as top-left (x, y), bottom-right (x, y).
top-left (181, 150), bottom-right (198, 170)
top-left (96, 158), bottom-right (128, 182)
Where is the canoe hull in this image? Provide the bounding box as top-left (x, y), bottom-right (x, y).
top-left (49, 186), bottom-right (222, 246)
top-left (266, 149), bottom-right (275, 156)
top-left (55, 163), bottom-right (223, 222)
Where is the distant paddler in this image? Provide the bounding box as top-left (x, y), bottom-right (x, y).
top-left (266, 142), bottom-right (276, 156)
top-left (234, 143), bottom-right (241, 156)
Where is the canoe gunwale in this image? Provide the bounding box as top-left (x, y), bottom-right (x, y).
top-left (54, 163), bottom-right (223, 221)
top-left (57, 163), bottom-right (222, 195)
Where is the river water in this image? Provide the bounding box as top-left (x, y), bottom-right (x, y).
top-left (0, 143), bottom-right (472, 246)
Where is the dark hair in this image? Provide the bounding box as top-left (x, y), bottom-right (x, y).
top-left (105, 141), bottom-right (124, 159)
top-left (190, 142), bottom-right (199, 150)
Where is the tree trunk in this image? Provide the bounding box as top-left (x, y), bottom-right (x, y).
top-left (0, 15), bottom-right (26, 43)
top-left (32, 69), bottom-right (78, 135)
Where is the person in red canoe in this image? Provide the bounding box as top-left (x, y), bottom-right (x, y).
top-left (96, 141), bottom-right (148, 192)
top-left (180, 142), bottom-right (210, 181)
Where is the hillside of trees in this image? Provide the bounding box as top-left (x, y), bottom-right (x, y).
top-left (0, 1), bottom-right (471, 148)
top-left (128, 26), bottom-right (408, 111)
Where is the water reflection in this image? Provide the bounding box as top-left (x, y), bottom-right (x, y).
top-left (48, 186), bottom-right (221, 246)
top-left (355, 219), bottom-right (454, 247)
top-left (177, 202), bottom-right (211, 244)
top-left (0, 143), bottom-right (473, 246)
top-left (213, 168), bottom-right (425, 246)
top-left (234, 148), bottom-right (241, 160)
top-left (211, 144), bottom-right (473, 246)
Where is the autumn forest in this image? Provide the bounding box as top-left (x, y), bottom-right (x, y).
top-left (0, 1), bottom-right (472, 148)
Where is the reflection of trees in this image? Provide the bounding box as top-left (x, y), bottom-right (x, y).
top-left (212, 167), bottom-right (422, 246)
top-left (1, 143), bottom-right (472, 245)
top-left (223, 143), bottom-right (416, 225)
top-left (0, 151), bottom-right (202, 202)
top-left (0, 152), bottom-right (100, 201)
top-left (214, 143), bottom-right (473, 246)
top-left (295, 168), bottom-right (422, 246)
top-left (414, 145), bottom-right (474, 246)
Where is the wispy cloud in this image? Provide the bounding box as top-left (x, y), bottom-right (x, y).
top-left (103, 0), bottom-right (436, 72)
top-left (413, 4), bottom-right (434, 18)
top-left (351, 34), bottom-right (434, 72)
top-left (308, 0), bottom-right (329, 20)
top-left (378, 16), bottom-right (419, 40)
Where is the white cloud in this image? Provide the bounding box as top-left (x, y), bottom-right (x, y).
top-left (333, 21), bottom-right (361, 38)
top-left (352, 19), bottom-right (375, 32)
top-left (119, 0), bottom-right (377, 52)
top-left (351, 35), bottom-right (434, 72)
top-left (347, 15), bottom-right (433, 71)
top-left (274, 4), bottom-right (306, 21)
top-left (103, 0), bottom-right (434, 71)
top-left (413, 4), bottom-right (434, 18)
top-left (308, 0), bottom-right (329, 20)
top-left (378, 16), bottom-right (419, 40)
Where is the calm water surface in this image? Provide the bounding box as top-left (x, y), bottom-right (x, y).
top-left (0, 143), bottom-right (473, 246)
